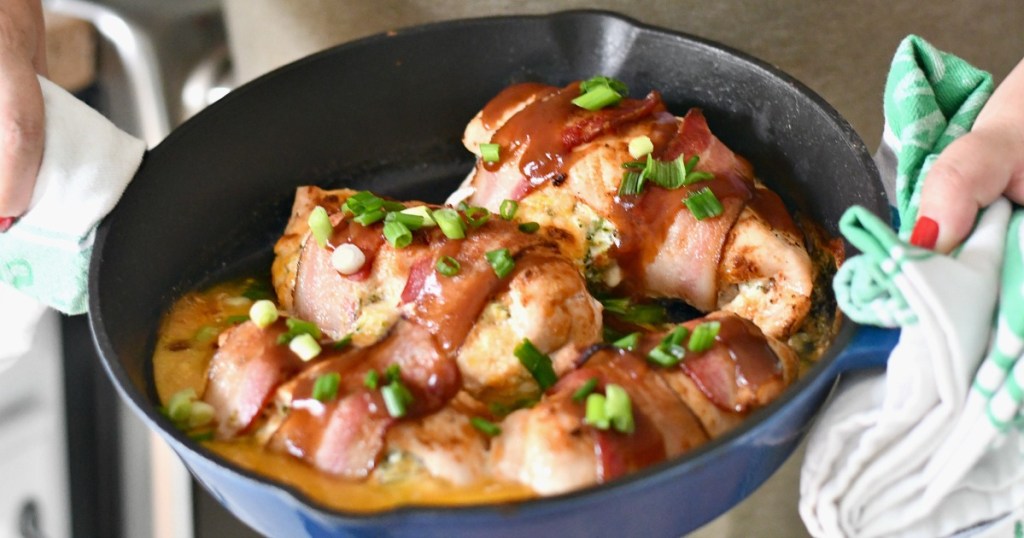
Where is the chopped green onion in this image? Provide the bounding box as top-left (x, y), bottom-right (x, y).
top-left (618, 169), bottom-right (647, 196)
top-left (514, 338), bottom-right (557, 391)
top-left (249, 299), bottom-right (279, 328)
top-left (381, 382), bottom-right (414, 418)
top-left (312, 372), bottom-right (341, 402)
top-left (166, 388), bottom-right (197, 424)
top-left (333, 334), bottom-right (353, 349)
top-left (601, 297), bottom-right (667, 326)
top-left (194, 325), bottom-right (219, 343)
top-left (385, 363), bottom-right (401, 384)
top-left (308, 206), bottom-right (333, 248)
top-left (647, 325), bottom-right (688, 367)
top-left (602, 325), bottom-right (625, 343)
top-left (353, 208), bottom-right (386, 226)
top-left (400, 205), bottom-right (437, 227)
top-left (600, 297), bottom-right (630, 315)
top-left (435, 256), bottom-right (461, 277)
top-left (289, 333), bottom-right (322, 361)
top-left (383, 221), bottom-right (413, 248)
top-left (579, 76), bottom-right (628, 95)
top-left (647, 346), bottom-right (683, 367)
top-left (628, 135), bottom-right (654, 159)
top-left (342, 191), bottom-right (377, 214)
top-left (385, 210), bottom-right (425, 231)
top-left (331, 243), bottom-right (366, 275)
top-left (432, 208), bottom-right (466, 239)
top-left (572, 378), bottom-right (599, 403)
top-left (381, 200), bottom-right (407, 212)
top-left (470, 417), bottom-right (502, 436)
top-left (188, 401), bottom-right (215, 428)
top-left (499, 199), bottom-right (519, 220)
top-left (485, 248), bottom-right (515, 279)
top-left (684, 187), bottom-right (724, 220)
top-left (604, 384), bottom-right (635, 434)
top-left (517, 222), bottom-right (540, 234)
top-left (612, 332), bottom-right (641, 352)
top-left (572, 85), bottom-right (622, 111)
top-left (645, 154), bottom-right (687, 190)
top-left (464, 206), bottom-right (490, 228)
top-left (584, 393), bottom-right (609, 429)
top-left (687, 321), bottom-right (721, 353)
top-left (364, 370), bottom-right (380, 390)
top-left (683, 154), bottom-right (714, 184)
top-left (480, 143), bottom-right (501, 163)
top-left (284, 317), bottom-right (321, 340)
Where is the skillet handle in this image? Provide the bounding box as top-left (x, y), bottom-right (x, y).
top-left (831, 325), bottom-right (900, 373)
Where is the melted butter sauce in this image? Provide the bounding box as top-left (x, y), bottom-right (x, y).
top-left (153, 277), bottom-right (535, 512)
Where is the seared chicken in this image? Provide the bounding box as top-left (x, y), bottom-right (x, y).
top-left (458, 82), bottom-right (813, 339)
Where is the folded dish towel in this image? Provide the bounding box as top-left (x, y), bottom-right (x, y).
top-left (0, 77), bottom-right (145, 368)
top-left (800, 36), bottom-right (1024, 537)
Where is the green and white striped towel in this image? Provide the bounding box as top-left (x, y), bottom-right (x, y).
top-left (800, 36), bottom-right (1024, 537)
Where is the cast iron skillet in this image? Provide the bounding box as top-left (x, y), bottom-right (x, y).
top-left (88, 10), bottom-right (899, 537)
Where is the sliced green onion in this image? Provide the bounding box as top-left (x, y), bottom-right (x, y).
top-left (166, 388), bottom-right (197, 424)
top-left (385, 363), bottom-right (401, 384)
top-left (470, 417), bottom-right (502, 436)
top-left (612, 332), bottom-right (641, 352)
top-left (381, 382), bottom-right (414, 418)
top-left (381, 200), bottom-right (407, 212)
top-left (225, 314), bottom-right (250, 325)
top-left (687, 321), bottom-right (721, 353)
top-left (331, 243), bottom-right (366, 275)
top-left (499, 199), bottom-right (519, 220)
top-left (600, 297), bottom-right (630, 315)
top-left (684, 187), bottom-right (724, 220)
top-left (308, 206), bottom-right (333, 248)
top-left (572, 378), bottom-right (599, 403)
top-left (383, 221), bottom-right (413, 248)
top-left (517, 222), bottom-right (540, 234)
top-left (188, 401), bottom-right (215, 428)
top-left (289, 333), bottom-right (322, 361)
top-left (628, 135), bottom-right (654, 159)
top-left (464, 206), bottom-right (490, 228)
top-left (353, 208), bottom-right (386, 226)
top-left (436, 256), bottom-right (461, 277)
top-left (342, 191), bottom-right (378, 214)
top-left (602, 325), bottom-right (625, 344)
top-left (485, 248), bottom-right (515, 279)
top-left (647, 345), bottom-right (683, 367)
top-left (432, 208), bottom-right (466, 239)
top-left (683, 155), bottom-right (715, 185)
top-left (385, 210), bottom-right (425, 231)
top-left (618, 169), bottom-right (646, 196)
top-left (249, 299), bottom-right (279, 328)
top-left (584, 393), bottom-right (609, 429)
top-left (312, 372), bottom-right (341, 402)
top-left (480, 143), bottom-right (501, 163)
top-left (579, 76), bottom-right (628, 95)
top-left (572, 85), bottom-right (622, 111)
top-left (400, 205), bottom-right (436, 227)
top-left (333, 334), bottom-right (353, 349)
top-left (645, 154), bottom-right (687, 190)
top-left (514, 338), bottom-right (557, 391)
top-left (364, 370), bottom-right (380, 390)
top-left (284, 317), bottom-right (321, 340)
top-left (604, 384), bottom-right (635, 434)
top-left (601, 297), bottom-right (667, 326)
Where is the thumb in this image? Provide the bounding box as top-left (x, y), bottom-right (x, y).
top-left (915, 126), bottom-right (1020, 253)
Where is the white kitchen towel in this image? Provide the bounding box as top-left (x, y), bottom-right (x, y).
top-left (0, 76), bottom-right (145, 366)
top-left (799, 36), bottom-right (1024, 537)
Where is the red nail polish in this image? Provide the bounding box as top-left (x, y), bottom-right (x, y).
top-left (909, 216), bottom-right (939, 249)
top-left (0, 217), bottom-right (14, 233)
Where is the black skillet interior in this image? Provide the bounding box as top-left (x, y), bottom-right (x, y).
top-left (89, 7), bottom-right (884, 521)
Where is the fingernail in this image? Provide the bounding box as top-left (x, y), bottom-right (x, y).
top-left (909, 216), bottom-right (939, 249)
top-left (0, 217), bottom-right (14, 233)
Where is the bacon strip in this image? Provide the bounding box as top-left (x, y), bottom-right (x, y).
top-left (203, 321), bottom-right (306, 439)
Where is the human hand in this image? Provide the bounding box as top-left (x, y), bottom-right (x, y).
top-left (912, 58), bottom-right (1024, 253)
top-left (0, 0), bottom-right (47, 231)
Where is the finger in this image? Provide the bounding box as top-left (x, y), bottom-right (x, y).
top-left (0, 39), bottom-right (46, 217)
top-left (915, 129), bottom-right (1017, 253)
